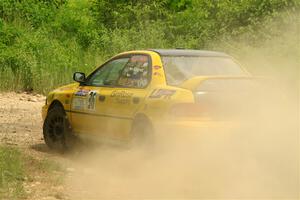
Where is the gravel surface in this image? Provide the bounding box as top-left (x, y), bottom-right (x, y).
top-left (0, 92), bottom-right (45, 148)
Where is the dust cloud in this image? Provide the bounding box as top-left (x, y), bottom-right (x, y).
top-left (65, 85), bottom-right (298, 199)
top-left (65, 17), bottom-right (299, 200)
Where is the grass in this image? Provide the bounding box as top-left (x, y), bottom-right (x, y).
top-left (0, 36), bottom-right (101, 94)
top-left (0, 146), bottom-right (25, 199)
top-left (0, 146), bottom-right (65, 200)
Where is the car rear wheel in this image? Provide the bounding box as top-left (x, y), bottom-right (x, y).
top-left (130, 116), bottom-right (155, 147)
top-left (43, 105), bottom-right (74, 152)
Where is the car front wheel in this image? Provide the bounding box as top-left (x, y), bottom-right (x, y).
top-left (43, 105), bottom-right (74, 152)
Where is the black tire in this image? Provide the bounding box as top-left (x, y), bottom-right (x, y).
top-left (130, 116), bottom-right (154, 147)
top-left (43, 105), bottom-right (74, 152)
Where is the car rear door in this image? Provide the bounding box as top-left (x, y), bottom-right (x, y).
top-left (103, 54), bottom-right (152, 139)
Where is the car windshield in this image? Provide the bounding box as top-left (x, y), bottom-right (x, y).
top-left (162, 56), bottom-right (246, 85)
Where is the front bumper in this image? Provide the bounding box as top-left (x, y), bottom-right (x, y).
top-left (41, 105), bottom-right (48, 121)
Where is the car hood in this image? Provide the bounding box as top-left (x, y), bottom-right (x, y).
top-left (54, 83), bottom-right (79, 92)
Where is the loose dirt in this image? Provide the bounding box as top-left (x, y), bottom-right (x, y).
top-left (0, 92), bottom-right (44, 148)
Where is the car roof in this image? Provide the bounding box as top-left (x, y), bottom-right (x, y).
top-left (149, 49), bottom-right (230, 57)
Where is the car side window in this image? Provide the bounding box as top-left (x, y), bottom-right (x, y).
top-left (117, 55), bottom-right (150, 88)
top-left (86, 57), bottom-right (130, 86)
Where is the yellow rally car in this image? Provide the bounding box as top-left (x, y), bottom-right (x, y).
top-left (42, 49), bottom-right (252, 150)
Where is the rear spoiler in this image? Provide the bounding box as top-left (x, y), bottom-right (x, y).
top-left (180, 76), bottom-right (268, 91)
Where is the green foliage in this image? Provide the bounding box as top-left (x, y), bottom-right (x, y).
top-left (0, 0), bottom-right (298, 93)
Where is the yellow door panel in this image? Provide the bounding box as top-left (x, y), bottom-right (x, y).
top-left (100, 88), bottom-right (149, 139)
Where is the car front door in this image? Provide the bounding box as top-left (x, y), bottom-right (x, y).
top-left (70, 56), bottom-right (131, 138)
top-left (70, 54), bottom-right (152, 140)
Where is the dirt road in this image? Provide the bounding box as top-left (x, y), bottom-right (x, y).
top-left (0, 92), bottom-right (44, 149)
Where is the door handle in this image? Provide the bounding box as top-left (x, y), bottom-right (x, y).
top-left (98, 95), bottom-right (106, 102)
top-left (132, 97), bottom-right (140, 104)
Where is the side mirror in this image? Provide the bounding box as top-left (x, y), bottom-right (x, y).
top-left (73, 72), bottom-right (86, 83)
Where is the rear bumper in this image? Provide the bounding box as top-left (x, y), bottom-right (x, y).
top-left (154, 119), bottom-right (238, 134)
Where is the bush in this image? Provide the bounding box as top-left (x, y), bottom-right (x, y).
top-left (0, 0), bottom-right (298, 93)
